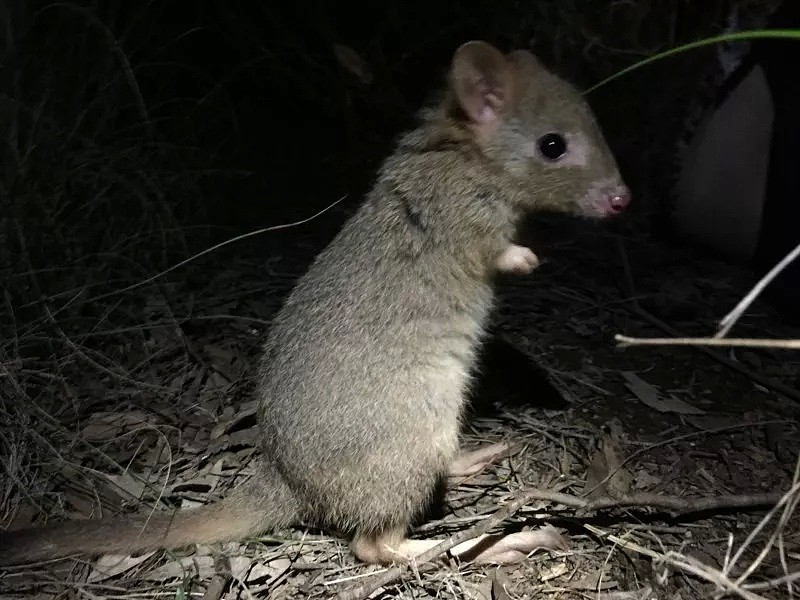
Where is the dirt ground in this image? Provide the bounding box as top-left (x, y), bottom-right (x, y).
top-left (1, 210), bottom-right (799, 600)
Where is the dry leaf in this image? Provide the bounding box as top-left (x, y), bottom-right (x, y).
top-left (104, 472), bottom-right (152, 500)
top-left (170, 475), bottom-right (217, 495)
top-left (568, 570), bottom-right (620, 590)
top-left (593, 586), bottom-right (654, 599)
top-left (333, 43), bottom-right (373, 85)
top-left (208, 371), bottom-right (231, 389)
top-left (539, 560), bottom-right (569, 582)
top-left (172, 458), bottom-right (226, 495)
top-left (558, 442), bottom-right (573, 476)
top-left (210, 401), bottom-right (257, 440)
top-left (88, 552), bottom-right (155, 582)
top-left (490, 571), bottom-right (513, 600)
top-left (62, 491), bottom-right (100, 517)
top-left (632, 469), bottom-right (661, 490)
top-left (684, 414), bottom-right (740, 430)
top-left (81, 411), bottom-right (156, 441)
top-left (229, 555), bottom-right (252, 582)
top-left (584, 427), bottom-right (633, 498)
top-left (764, 422), bottom-right (787, 461)
top-left (166, 370), bottom-right (191, 391)
top-left (141, 555), bottom-right (215, 581)
top-left (247, 557), bottom-right (292, 582)
top-left (621, 372), bottom-right (704, 415)
top-left (203, 343), bottom-right (235, 365)
top-left (476, 579), bottom-right (494, 600)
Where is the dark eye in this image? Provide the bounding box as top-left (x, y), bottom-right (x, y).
top-left (538, 133), bottom-right (567, 160)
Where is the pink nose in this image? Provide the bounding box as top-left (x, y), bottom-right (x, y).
top-left (608, 186), bottom-right (631, 213)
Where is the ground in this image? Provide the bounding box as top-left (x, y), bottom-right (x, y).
top-left (2, 1), bottom-right (796, 597)
top-left (1, 207), bottom-right (798, 600)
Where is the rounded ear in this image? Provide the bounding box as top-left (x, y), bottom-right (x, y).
top-left (450, 41), bottom-right (512, 125)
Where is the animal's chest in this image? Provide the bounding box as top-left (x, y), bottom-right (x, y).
top-left (413, 327), bottom-right (488, 460)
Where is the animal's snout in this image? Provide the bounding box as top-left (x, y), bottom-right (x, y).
top-left (607, 185), bottom-right (631, 214)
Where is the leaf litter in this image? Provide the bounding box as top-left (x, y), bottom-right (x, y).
top-left (2, 228), bottom-right (800, 600)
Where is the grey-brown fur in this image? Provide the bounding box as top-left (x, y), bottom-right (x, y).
top-left (0, 41), bottom-right (629, 566)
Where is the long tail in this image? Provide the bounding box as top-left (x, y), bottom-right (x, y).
top-left (0, 467), bottom-right (298, 565)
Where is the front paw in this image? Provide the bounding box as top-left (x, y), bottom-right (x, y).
top-left (495, 244), bottom-right (540, 275)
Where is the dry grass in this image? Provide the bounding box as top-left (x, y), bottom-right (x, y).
top-left (2, 221), bottom-right (799, 599)
top-left (2, 1), bottom-right (799, 599)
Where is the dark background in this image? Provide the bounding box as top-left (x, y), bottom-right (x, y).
top-left (3, 6), bottom-right (800, 595)
top-left (1, 2), bottom-right (755, 239)
top-left (0, 0), bottom-right (794, 381)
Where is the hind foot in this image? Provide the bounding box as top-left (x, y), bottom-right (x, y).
top-left (350, 527), bottom-right (409, 565)
top-left (495, 245), bottom-right (540, 275)
top-left (351, 525), bottom-right (567, 566)
top-left (449, 442), bottom-right (511, 478)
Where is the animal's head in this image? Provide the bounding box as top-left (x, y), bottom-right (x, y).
top-left (446, 41), bottom-right (630, 218)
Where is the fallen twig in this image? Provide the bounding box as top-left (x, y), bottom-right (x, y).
top-left (615, 334), bottom-right (800, 350)
top-left (583, 420), bottom-right (793, 498)
top-left (335, 489), bottom-right (540, 600)
top-left (335, 487), bottom-right (784, 600)
top-left (727, 460), bottom-right (800, 585)
top-left (614, 240), bottom-right (800, 404)
top-left (585, 524), bottom-right (770, 600)
top-left (717, 242), bottom-right (800, 338)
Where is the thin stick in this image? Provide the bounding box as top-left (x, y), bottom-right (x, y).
top-left (87, 195), bottom-right (347, 303)
top-left (585, 525), bottom-right (770, 600)
top-left (745, 570), bottom-right (800, 592)
top-left (335, 487), bottom-right (784, 600)
top-left (335, 489), bottom-right (539, 600)
top-left (614, 240), bottom-right (800, 404)
top-left (615, 334), bottom-right (800, 350)
top-left (717, 243), bottom-right (800, 338)
top-left (583, 420), bottom-right (792, 498)
top-left (661, 555), bottom-right (767, 600)
top-left (629, 307), bottom-right (800, 403)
